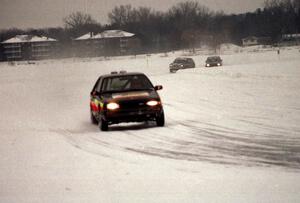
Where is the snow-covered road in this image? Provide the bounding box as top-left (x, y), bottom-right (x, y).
top-left (1, 47), bottom-right (300, 202)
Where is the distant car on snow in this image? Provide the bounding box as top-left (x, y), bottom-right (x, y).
top-left (205, 56), bottom-right (223, 67)
top-left (169, 57), bottom-right (195, 73)
top-left (90, 71), bottom-right (165, 131)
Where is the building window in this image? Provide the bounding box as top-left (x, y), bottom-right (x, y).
top-left (32, 43), bottom-right (50, 57)
top-left (4, 43), bottom-right (21, 59)
top-left (120, 38), bottom-right (128, 53)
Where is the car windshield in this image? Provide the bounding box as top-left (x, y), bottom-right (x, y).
top-left (101, 75), bottom-right (153, 93)
top-left (207, 57), bottom-right (220, 62)
top-left (174, 59), bottom-right (187, 63)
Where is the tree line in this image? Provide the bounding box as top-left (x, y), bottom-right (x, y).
top-left (1, 0), bottom-right (299, 55)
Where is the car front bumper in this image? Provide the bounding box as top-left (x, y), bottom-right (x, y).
top-left (103, 107), bottom-right (163, 124)
top-left (206, 63), bottom-right (221, 67)
top-left (170, 67), bottom-right (179, 71)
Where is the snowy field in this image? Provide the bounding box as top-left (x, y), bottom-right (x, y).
top-left (1, 46), bottom-right (300, 202)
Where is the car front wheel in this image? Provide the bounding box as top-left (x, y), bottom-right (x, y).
top-left (99, 118), bottom-right (108, 131)
top-left (90, 110), bottom-right (98, 125)
top-left (156, 111), bottom-right (165, 127)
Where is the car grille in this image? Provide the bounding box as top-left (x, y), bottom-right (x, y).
top-left (118, 99), bottom-right (149, 111)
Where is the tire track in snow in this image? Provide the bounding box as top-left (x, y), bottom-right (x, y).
top-left (56, 112), bottom-right (300, 171)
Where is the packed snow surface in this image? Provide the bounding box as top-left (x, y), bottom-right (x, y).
top-left (1, 47), bottom-right (300, 202)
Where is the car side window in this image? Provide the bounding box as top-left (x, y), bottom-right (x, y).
top-left (94, 78), bottom-right (102, 93)
top-left (92, 78), bottom-right (100, 93)
top-left (101, 78), bottom-right (108, 92)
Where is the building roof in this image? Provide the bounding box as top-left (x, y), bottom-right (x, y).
top-left (74, 33), bottom-right (93, 40)
top-left (74, 30), bottom-right (135, 41)
top-left (1, 35), bottom-right (57, 44)
top-left (242, 36), bottom-right (272, 41)
top-left (282, 33), bottom-right (300, 39)
top-left (100, 30), bottom-right (135, 38)
top-left (242, 36), bottom-right (258, 41)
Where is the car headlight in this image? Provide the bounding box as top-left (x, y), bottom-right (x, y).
top-left (146, 100), bottom-right (159, 106)
top-left (206, 64), bottom-right (210, 67)
top-left (180, 64), bottom-right (183, 67)
top-left (107, 102), bottom-right (120, 110)
top-left (217, 63), bottom-right (221, 66)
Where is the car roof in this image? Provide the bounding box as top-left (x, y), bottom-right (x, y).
top-left (100, 72), bottom-right (146, 79)
top-left (175, 57), bottom-right (193, 60)
top-left (207, 56), bottom-right (221, 59)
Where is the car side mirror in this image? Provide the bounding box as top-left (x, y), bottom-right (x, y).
top-left (91, 91), bottom-right (100, 96)
top-left (154, 85), bottom-right (163, 91)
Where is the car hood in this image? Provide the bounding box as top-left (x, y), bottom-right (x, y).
top-left (102, 90), bottom-right (160, 102)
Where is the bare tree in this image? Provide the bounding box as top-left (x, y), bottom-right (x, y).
top-left (264, 0), bottom-right (299, 35)
top-left (167, 1), bottom-right (211, 30)
top-left (63, 11), bottom-right (97, 29)
top-left (63, 11), bottom-right (101, 38)
top-left (108, 5), bottom-right (135, 28)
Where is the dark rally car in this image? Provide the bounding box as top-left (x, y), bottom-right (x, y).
top-left (169, 57), bottom-right (195, 73)
top-left (90, 71), bottom-right (165, 131)
top-left (205, 56), bottom-right (223, 67)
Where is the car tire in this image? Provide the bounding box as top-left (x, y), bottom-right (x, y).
top-left (99, 118), bottom-right (108, 131)
top-left (90, 110), bottom-right (98, 125)
top-left (156, 111), bottom-right (165, 127)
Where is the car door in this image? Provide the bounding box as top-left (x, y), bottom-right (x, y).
top-left (90, 77), bottom-right (103, 115)
top-left (183, 60), bottom-right (189, 69)
top-left (187, 59), bottom-right (194, 68)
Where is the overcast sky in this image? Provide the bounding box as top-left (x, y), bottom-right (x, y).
top-left (0, 0), bottom-right (265, 30)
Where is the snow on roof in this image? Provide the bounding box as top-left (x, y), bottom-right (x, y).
top-left (74, 33), bottom-right (94, 40)
top-left (30, 36), bottom-right (57, 42)
top-left (100, 30), bottom-right (135, 38)
top-left (220, 43), bottom-right (241, 50)
top-left (74, 30), bottom-right (135, 41)
top-left (1, 35), bottom-right (57, 44)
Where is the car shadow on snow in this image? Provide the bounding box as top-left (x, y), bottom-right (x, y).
top-left (106, 121), bottom-right (158, 131)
